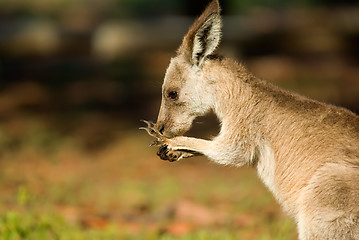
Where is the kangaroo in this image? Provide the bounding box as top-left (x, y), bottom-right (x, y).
top-left (141, 1), bottom-right (359, 239)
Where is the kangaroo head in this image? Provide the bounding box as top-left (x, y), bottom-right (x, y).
top-left (156, 0), bottom-right (222, 137)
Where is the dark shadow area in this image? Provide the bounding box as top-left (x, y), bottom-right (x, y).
top-left (185, 112), bottom-right (221, 140)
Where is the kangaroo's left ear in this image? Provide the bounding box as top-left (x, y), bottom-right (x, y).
top-left (178, 0), bottom-right (222, 67)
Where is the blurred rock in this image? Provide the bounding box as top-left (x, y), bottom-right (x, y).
top-left (0, 21), bottom-right (60, 56)
top-left (60, 5), bottom-right (101, 34)
top-left (92, 22), bottom-right (150, 60)
top-left (92, 17), bottom-right (191, 60)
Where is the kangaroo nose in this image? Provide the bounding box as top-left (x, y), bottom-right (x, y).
top-left (158, 125), bottom-right (165, 135)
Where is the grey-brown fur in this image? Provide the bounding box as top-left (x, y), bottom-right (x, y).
top-left (142, 1), bottom-right (359, 239)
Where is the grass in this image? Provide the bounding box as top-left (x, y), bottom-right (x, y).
top-left (0, 211), bottom-right (292, 240)
top-left (0, 117), bottom-right (297, 239)
top-left (0, 211), bottom-right (236, 240)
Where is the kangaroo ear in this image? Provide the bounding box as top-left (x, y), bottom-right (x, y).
top-left (179, 0), bottom-right (222, 67)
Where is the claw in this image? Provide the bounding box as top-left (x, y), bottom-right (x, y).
top-left (140, 119), bottom-right (165, 142)
top-left (150, 140), bottom-right (161, 146)
top-left (157, 145), bottom-right (167, 155)
top-left (139, 126), bottom-right (156, 137)
top-left (140, 119), bottom-right (155, 128)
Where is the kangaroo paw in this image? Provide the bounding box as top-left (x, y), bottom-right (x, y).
top-left (139, 120), bottom-right (165, 146)
top-left (157, 144), bottom-right (194, 162)
top-left (140, 120), bottom-right (201, 161)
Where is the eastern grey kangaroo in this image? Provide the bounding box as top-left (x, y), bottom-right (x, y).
top-left (141, 1), bottom-right (359, 239)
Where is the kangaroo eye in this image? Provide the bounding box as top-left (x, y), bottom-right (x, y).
top-left (168, 90), bottom-right (178, 100)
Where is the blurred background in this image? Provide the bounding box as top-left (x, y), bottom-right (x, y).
top-left (0, 0), bottom-right (358, 239)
